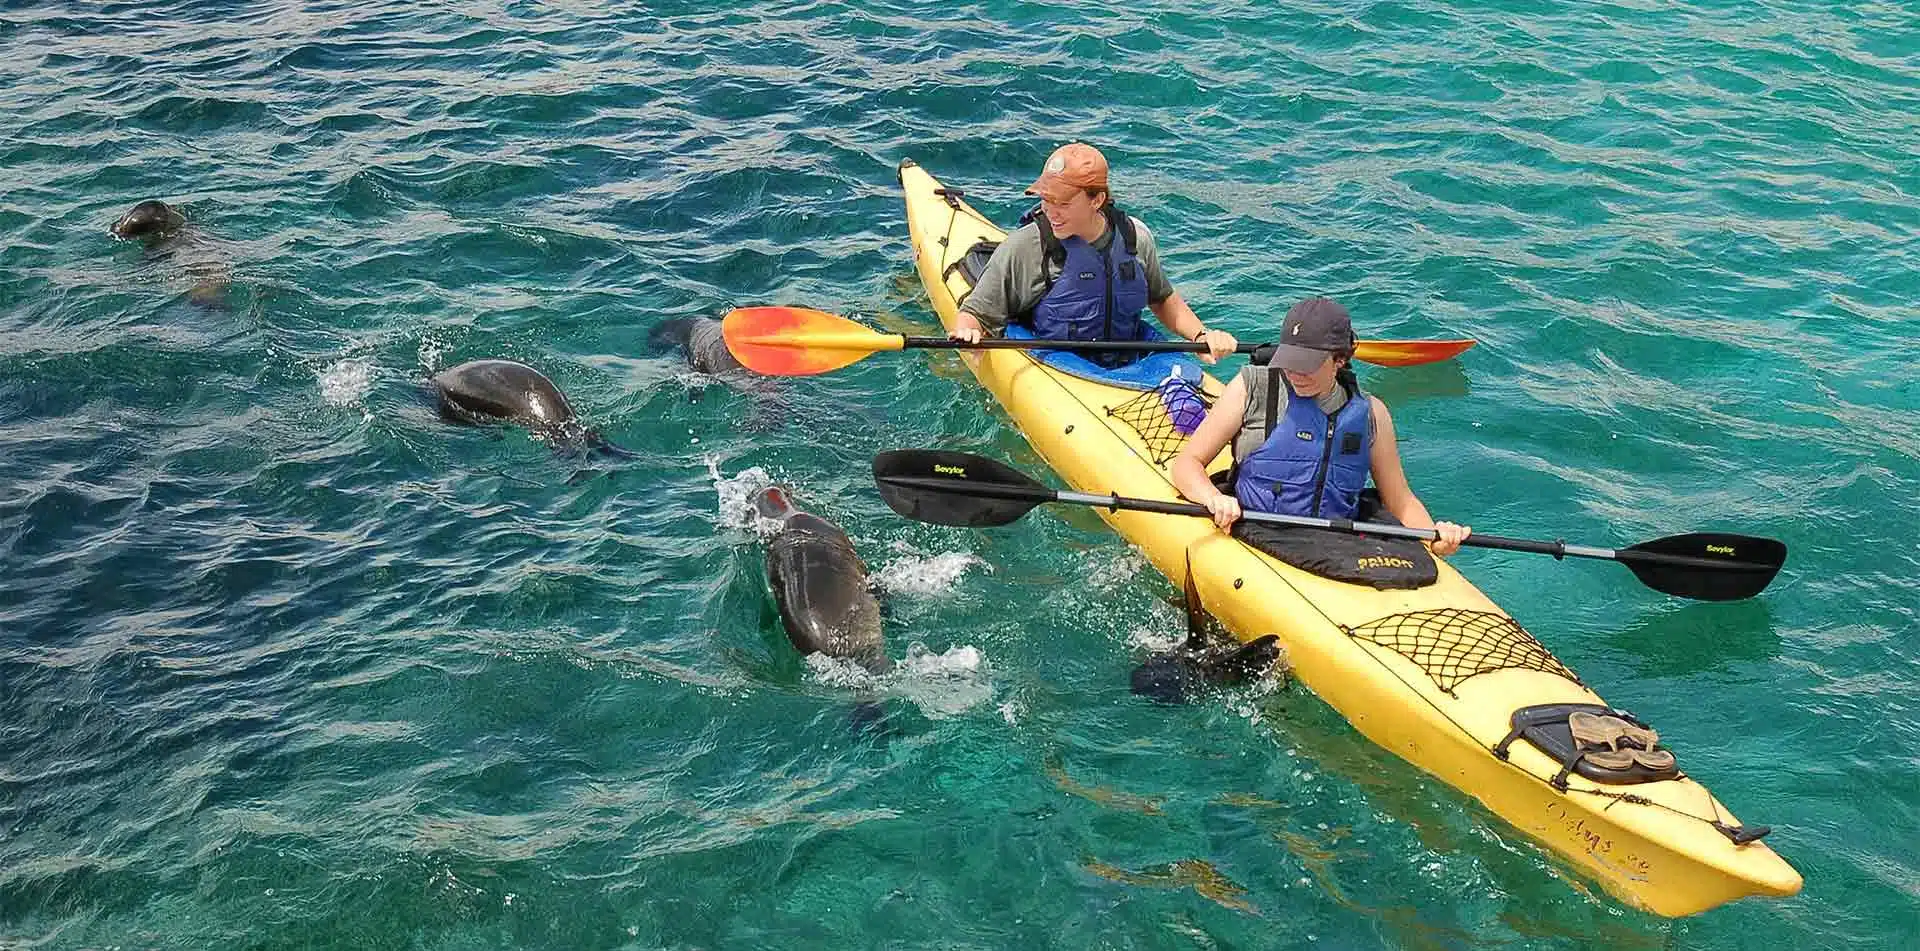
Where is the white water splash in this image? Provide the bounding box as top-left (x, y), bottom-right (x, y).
top-left (1124, 624), bottom-right (1184, 654)
top-left (417, 334), bottom-right (449, 373)
top-left (887, 643), bottom-right (993, 719)
top-left (803, 653), bottom-right (878, 690)
top-left (1224, 670), bottom-right (1285, 725)
top-left (998, 698), bottom-right (1023, 726)
top-left (709, 460), bottom-right (777, 536)
top-left (896, 642), bottom-right (983, 677)
top-left (318, 358), bottom-right (374, 408)
top-left (871, 546), bottom-right (988, 597)
top-left (803, 642), bottom-right (994, 720)
top-left (674, 369), bottom-right (720, 390)
top-left (1085, 547), bottom-right (1151, 593)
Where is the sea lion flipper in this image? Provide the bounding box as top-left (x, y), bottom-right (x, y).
top-left (588, 435), bottom-right (639, 460)
top-left (1130, 652), bottom-right (1197, 705)
top-left (1130, 635), bottom-right (1283, 704)
top-left (849, 700), bottom-right (895, 742)
top-left (1200, 635), bottom-right (1281, 685)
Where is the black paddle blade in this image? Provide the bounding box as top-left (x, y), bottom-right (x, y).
top-left (871, 450), bottom-right (1052, 527)
top-left (1619, 533), bottom-right (1786, 601)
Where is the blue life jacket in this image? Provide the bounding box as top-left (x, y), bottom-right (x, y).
top-left (1025, 205), bottom-right (1151, 367)
top-left (1232, 369), bottom-right (1373, 519)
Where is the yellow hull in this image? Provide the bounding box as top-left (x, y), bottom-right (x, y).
top-left (896, 159), bottom-right (1800, 917)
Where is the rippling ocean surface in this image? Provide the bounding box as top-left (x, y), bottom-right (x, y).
top-left (3, 1), bottom-right (1916, 947)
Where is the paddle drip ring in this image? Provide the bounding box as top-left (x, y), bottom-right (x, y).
top-left (1343, 609), bottom-right (1583, 696)
top-left (1108, 377), bottom-right (1213, 464)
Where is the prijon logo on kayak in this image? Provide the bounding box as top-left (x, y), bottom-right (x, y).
top-left (934, 464), bottom-right (965, 476)
top-left (1356, 555), bottom-right (1417, 571)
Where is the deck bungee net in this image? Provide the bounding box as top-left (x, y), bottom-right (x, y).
top-left (1107, 378), bottom-right (1213, 465)
top-left (1344, 608), bottom-right (1584, 695)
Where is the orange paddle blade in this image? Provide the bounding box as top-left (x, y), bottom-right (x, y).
top-left (1353, 338), bottom-right (1476, 367)
top-left (721, 306), bottom-right (905, 376)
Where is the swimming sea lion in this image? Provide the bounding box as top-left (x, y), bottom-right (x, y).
top-left (1130, 635), bottom-right (1282, 704)
top-left (109, 199), bottom-right (230, 308)
top-left (753, 485), bottom-right (887, 673)
top-left (650, 317), bottom-right (745, 374)
top-left (430, 358), bottom-right (634, 458)
top-left (1131, 566), bottom-right (1283, 703)
top-left (110, 200), bottom-right (187, 242)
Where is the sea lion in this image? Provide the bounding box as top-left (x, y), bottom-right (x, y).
top-left (110, 200), bottom-right (187, 242)
top-left (1130, 635), bottom-right (1282, 704)
top-left (753, 485), bottom-right (886, 673)
top-left (108, 199), bottom-right (230, 308)
top-left (1131, 566), bottom-right (1283, 703)
top-left (429, 359), bottom-right (634, 458)
top-left (650, 317), bottom-right (744, 374)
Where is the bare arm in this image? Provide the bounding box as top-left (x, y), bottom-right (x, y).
top-left (1149, 292), bottom-right (1236, 363)
top-left (1171, 375), bottom-right (1249, 528)
top-left (1150, 291), bottom-right (1203, 340)
top-left (1367, 396), bottom-right (1470, 555)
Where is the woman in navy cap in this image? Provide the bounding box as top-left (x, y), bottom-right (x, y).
top-left (1170, 297), bottom-right (1471, 557)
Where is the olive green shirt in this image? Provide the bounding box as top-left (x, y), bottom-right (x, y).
top-left (958, 216), bottom-right (1176, 332)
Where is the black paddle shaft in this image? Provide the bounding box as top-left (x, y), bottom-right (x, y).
top-left (872, 450), bottom-right (1787, 602)
top-left (880, 474), bottom-right (1591, 552)
top-left (900, 336), bottom-right (1262, 355)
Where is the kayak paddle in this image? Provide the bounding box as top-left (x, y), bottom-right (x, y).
top-left (871, 449), bottom-right (1786, 602)
top-left (722, 306), bottom-right (1476, 377)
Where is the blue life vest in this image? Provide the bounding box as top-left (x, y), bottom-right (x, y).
top-left (1233, 371), bottom-right (1373, 519)
top-left (1026, 205), bottom-right (1151, 366)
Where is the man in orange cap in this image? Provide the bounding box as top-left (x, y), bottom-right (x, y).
top-left (951, 143), bottom-right (1237, 367)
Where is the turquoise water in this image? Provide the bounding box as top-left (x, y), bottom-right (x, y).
top-left (2, 0), bottom-right (1916, 946)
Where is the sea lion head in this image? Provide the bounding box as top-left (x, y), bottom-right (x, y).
top-left (752, 485), bottom-right (799, 523)
top-left (111, 200), bottom-right (186, 241)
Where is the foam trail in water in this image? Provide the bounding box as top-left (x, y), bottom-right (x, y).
top-left (871, 544), bottom-right (988, 598)
top-left (998, 698), bottom-right (1023, 726)
top-left (804, 642), bottom-right (993, 720)
top-left (674, 369), bottom-right (720, 391)
top-left (1085, 548), bottom-right (1150, 593)
top-left (709, 460), bottom-right (778, 537)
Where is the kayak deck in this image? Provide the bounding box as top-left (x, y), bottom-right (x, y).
top-left (896, 158), bottom-right (1800, 917)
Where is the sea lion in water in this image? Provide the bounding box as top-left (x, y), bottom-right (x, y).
top-left (110, 200), bottom-right (187, 241)
top-left (753, 485), bottom-right (886, 673)
top-left (650, 317), bottom-right (744, 374)
top-left (1130, 635), bottom-right (1282, 704)
top-left (430, 359), bottom-right (634, 458)
top-left (1130, 568), bottom-right (1283, 704)
top-left (109, 199), bottom-right (230, 308)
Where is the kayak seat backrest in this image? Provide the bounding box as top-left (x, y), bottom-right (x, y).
top-left (944, 239), bottom-right (999, 297)
top-left (1493, 702), bottom-right (1682, 788)
top-left (1229, 490), bottom-right (1438, 590)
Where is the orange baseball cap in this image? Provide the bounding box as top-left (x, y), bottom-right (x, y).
top-left (1026, 143), bottom-right (1109, 203)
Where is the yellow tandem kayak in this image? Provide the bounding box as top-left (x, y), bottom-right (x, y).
top-left (896, 158), bottom-right (1800, 917)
